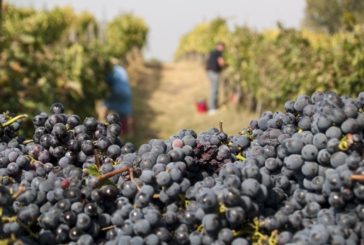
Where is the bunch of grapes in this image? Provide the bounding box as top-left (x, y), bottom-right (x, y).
top-left (0, 91), bottom-right (364, 245)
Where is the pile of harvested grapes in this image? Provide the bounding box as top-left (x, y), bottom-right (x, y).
top-left (1, 91), bottom-right (364, 245)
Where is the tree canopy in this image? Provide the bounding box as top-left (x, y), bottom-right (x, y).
top-left (303, 0), bottom-right (364, 33)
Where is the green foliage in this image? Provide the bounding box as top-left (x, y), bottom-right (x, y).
top-left (175, 18), bottom-right (230, 58)
top-left (83, 164), bottom-right (101, 177)
top-left (105, 14), bottom-right (148, 58)
top-left (3, 5), bottom-right (75, 45)
top-left (175, 19), bottom-right (364, 112)
top-left (303, 0), bottom-right (364, 33)
top-left (0, 4), bottom-right (148, 121)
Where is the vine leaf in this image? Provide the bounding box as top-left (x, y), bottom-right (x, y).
top-left (83, 164), bottom-right (117, 187)
top-left (83, 164), bottom-right (101, 177)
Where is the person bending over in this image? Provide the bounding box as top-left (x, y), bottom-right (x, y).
top-left (104, 59), bottom-right (133, 136)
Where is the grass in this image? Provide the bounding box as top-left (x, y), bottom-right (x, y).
top-left (128, 61), bottom-right (258, 146)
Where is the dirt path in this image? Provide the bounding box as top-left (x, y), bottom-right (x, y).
top-left (130, 61), bottom-right (257, 145)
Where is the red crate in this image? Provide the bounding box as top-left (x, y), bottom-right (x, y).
top-left (196, 100), bottom-right (207, 113)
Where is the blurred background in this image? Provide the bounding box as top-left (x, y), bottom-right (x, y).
top-left (1, 0), bottom-right (364, 145)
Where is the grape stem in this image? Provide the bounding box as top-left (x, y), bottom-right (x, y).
top-left (97, 166), bottom-right (133, 182)
top-left (219, 121), bottom-right (224, 133)
top-left (94, 149), bottom-right (101, 169)
top-left (351, 175), bottom-right (364, 182)
top-left (0, 176), bottom-right (16, 184)
top-left (23, 139), bottom-right (34, 144)
top-left (26, 155), bottom-right (41, 166)
top-left (12, 185), bottom-right (26, 199)
top-left (1, 114), bottom-right (28, 127)
top-left (18, 220), bottom-right (39, 239)
top-left (128, 168), bottom-right (141, 191)
top-left (101, 225), bottom-right (116, 231)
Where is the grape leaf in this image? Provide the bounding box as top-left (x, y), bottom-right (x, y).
top-left (83, 164), bottom-right (101, 177)
top-left (99, 179), bottom-right (117, 187)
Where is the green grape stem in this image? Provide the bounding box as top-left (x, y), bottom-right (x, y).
top-left (18, 220), bottom-right (39, 239)
top-left (23, 139), bottom-right (34, 144)
top-left (1, 114), bottom-right (28, 128)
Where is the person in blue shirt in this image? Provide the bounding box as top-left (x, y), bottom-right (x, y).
top-left (104, 60), bottom-right (133, 135)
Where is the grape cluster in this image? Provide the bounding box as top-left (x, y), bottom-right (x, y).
top-left (1, 92), bottom-right (364, 244)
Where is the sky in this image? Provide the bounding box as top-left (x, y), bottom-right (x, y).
top-left (12, 0), bottom-right (306, 61)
